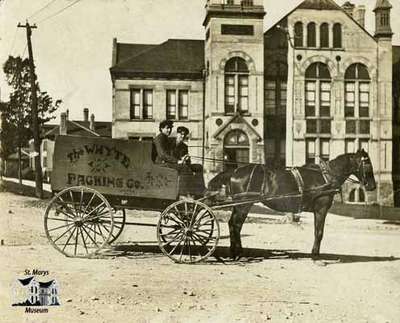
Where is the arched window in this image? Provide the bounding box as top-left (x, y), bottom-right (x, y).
top-left (348, 188), bottom-right (366, 203)
top-left (345, 63), bottom-right (370, 142)
top-left (294, 22), bottom-right (303, 47)
top-left (333, 23), bottom-right (342, 48)
top-left (349, 189), bottom-right (356, 202)
top-left (225, 57), bottom-right (249, 114)
top-left (223, 129), bottom-right (250, 170)
top-left (320, 23), bottom-right (329, 48)
top-left (305, 62), bottom-right (331, 163)
top-left (307, 22), bottom-right (316, 47)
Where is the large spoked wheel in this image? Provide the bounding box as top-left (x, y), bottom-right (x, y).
top-left (108, 208), bottom-right (126, 244)
top-left (157, 200), bottom-right (220, 264)
top-left (44, 186), bottom-right (114, 258)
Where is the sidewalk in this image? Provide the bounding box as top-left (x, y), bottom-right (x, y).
top-left (1, 177), bottom-right (51, 192)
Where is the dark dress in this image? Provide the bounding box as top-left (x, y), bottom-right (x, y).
top-left (152, 133), bottom-right (178, 165)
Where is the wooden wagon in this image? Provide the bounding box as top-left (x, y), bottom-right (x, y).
top-left (44, 135), bottom-right (220, 263)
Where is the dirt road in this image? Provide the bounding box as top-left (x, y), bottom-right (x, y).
top-left (1, 191), bottom-right (399, 323)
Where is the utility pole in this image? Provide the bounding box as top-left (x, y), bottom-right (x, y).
top-left (18, 21), bottom-right (43, 199)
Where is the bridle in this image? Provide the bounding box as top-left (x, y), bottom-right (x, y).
top-left (348, 156), bottom-right (371, 186)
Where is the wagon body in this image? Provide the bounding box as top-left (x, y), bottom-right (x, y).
top-left (51, 135), bottom-right (197, 210)
top-left (45, 135), bottom-right (217, 263)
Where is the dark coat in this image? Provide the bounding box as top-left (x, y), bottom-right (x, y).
top-left (172, 141), bottom-right (188, 160)
top-left (152, 133), bottom-right (178, 164)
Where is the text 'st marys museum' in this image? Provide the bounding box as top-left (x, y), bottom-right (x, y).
top-left (110, 0), bottom-right (400, 206)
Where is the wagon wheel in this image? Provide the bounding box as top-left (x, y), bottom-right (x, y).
top-left (108, 208), bottom-right (126, 244)
top-left (157, 200), bottom-right (220, 264)
top-left (44, 186), bottom-right (114, 258)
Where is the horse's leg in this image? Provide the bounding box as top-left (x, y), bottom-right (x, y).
top-left (228, 204), bottom-right (251, 259)
top-left (311, 196), bottom-right (333, 257)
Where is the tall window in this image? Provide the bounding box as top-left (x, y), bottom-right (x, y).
top-left (307, 22), bottom-right (316, 47)
top-left (320, 23), bottom-right (329, 48)
top-left (264, 62), bottom-right (287, 165)
top-left (167, 90), bottom-right (189, 120)
top-left (225, 57), bottom-right (249, 114)
top-left (294, 22), bottom-right (303, 47)
top-left (305, 62), bottom-right (332, 163)
top-left (130, 89), bottom-right (153, 120)
top-left (345, 63), bottom-right (371, 148)
top-left (333, 23), bottom-right (342, 48)
top-left (264, 62), bottom-right (287, 116)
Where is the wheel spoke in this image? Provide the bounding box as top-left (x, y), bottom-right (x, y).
top-left (54, 205), bottom-right (76, 220)
top-left (57, 196), bottom-right (76, 216)
top-left (163, 231), bottom-right (184, 247)
top-left (79, 226), bottom-right (89, 254)
top-left (62, 227), bottom-right (77, 252)
top-left (84, 202), bottom-right (106, 219)
top-left (82, 193), bottom-right (97, 214)
top-left (167, 234), bottom-right (185, 255)
top-left (160, 227), bottom-right (181, 237)
top-left (193, 210), bottom-right (212, 227)
top-left (52, 224), bottom-right (75, 243)
top-left (79, 188), bottom-right (84, 215)
top-left (48, 222), bottom-right (74, 232)
top-left (80, 225), bottom-right (100, 248)
top-left (74, 227), bottom-right (79, 255)
top-left (47, 217), bottom-right (73, 222)
top-left (84, 223), bottom-right (106, 243)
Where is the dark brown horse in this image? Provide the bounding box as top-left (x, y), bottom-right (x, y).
top-left (207, 149), bottom-right (376, 259)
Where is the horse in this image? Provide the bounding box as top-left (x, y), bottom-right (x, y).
top-left (206, 149), bottom-right (376, 259)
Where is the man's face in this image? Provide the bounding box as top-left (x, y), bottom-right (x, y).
top-left (161, 126), bottom-right (172, 136)
top-left (176, 132), bottom-right (185, 143)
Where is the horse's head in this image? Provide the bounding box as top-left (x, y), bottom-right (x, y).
top-left (352, 149), bottom-right (376, 191)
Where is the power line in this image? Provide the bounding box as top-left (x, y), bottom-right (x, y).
top-left (8, 27), bottom-right (18, 56)
top-left (27, 0), bottom-right (60, 20)
top-left (37, 0), bottom-right (83, 24)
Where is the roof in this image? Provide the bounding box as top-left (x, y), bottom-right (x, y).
top-left (45, 120), bottom-right (112, 138)
top-left (115, 43), bottom-right (156, 65)
top-left (265, 0), bottom-right (375, 42)
top-left (39, 280), bottom-right (54, 288)
top-left (110, 39), bottom-right (205, 79)
top-left (374, 0), bottom-right (392, 10)
top-left (18, 277), bottom-right (34, 286)
top-left (297, 0), bottom-right (342, 10)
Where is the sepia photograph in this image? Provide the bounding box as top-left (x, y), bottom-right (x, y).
top-left (0, 0), bottom-right (400, 322)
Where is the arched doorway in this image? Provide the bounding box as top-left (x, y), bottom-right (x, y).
top-left (223, 130), bottom-right (249, 170)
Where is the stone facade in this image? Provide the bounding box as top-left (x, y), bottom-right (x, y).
top-left (110, 0), bottom-right (396, 205)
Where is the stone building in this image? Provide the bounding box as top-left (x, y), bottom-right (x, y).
top-left (110, 0), bottom-right (397, 206)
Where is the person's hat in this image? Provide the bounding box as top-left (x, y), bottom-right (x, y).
top-left (159, 120), bottom-right (174, 130)
top-left (177, 126), bottom-right (189, 137)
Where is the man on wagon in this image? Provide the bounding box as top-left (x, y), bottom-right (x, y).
top-left (172, 126), bottom-right (190, 163)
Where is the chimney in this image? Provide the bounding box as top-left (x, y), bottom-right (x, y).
top-left (112, 38), bottom-right (117, 66)
top-left (354, 5), bottom-right (366, 28)
top-left (90, 114), bottom-right (95, 131)
top-left (83, 108), bottom-right (89, 122)
top-left (66, 109), bottom-right (69, 120)
top-left (342, 1), bottom-right (355, 17)
top-left (60, 112), bottom-right (67, 135)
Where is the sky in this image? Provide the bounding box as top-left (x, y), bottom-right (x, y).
top-left (0, 0), bottom-right (399, 123)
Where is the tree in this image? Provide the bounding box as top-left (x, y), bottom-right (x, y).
top-left (1, 55), bottom-right (60, 187)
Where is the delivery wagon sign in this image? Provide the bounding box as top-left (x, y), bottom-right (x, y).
top-left (51, 136), bottom-right (178, 200)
